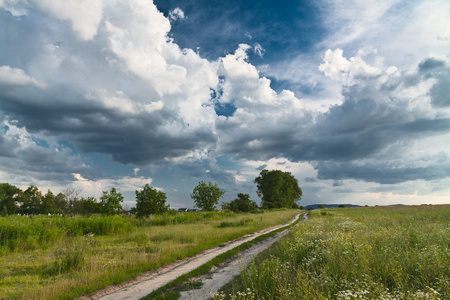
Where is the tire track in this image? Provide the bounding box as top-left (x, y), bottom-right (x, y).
top-left (81, 213), bottom-right (302, 300)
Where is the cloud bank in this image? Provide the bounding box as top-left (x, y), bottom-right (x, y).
top-left (0, 0), bottom-right (449, 205)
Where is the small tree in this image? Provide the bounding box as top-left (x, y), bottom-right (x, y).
top-left (41, 190), bottom-right (56, 214)
top-left (73, 197), bottom-right (101, 215)
top-left (0, 183), bottom-right (22, 215)
top-left (62, 186), bottom-right (81, 214)
top-left (135, 184), bottom-right (168, 217)
top-left (54, 192), bottom-right (69, 214)
top-left (222, 193), bottom-right (257, 213)
top-left (191, 181), bottom-right (225, 211)
top-left (99, 187), bottom-right (123, 215)
top-left (19, 185), bottom-right (43, 214)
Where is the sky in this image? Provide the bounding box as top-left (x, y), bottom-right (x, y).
top-left (1, 0), bottom-right (449, 209)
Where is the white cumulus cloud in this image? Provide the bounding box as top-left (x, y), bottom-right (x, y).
top-left (0, 0), bottom-right (104, 40)
top-left (169, 7), bottom-right (185, 21)
top-left (319, 49), bottom-right (382, 85)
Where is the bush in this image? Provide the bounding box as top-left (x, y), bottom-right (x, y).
top-left (221, 193), bottom-right (257, 213)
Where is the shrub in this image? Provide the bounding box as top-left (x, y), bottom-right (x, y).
top-left (221, 193), bottom-right (257, 213)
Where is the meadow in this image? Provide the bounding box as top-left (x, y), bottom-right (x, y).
top-left (216, 205), bottom-right (450, 300)
top-left (0, 209), bottom-right (299, 299)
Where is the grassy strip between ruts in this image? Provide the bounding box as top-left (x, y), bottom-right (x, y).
top-left (141, 214), bottom-right (304, 300)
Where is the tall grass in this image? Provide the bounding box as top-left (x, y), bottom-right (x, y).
top-left (135, 211), bottom-right (238, 227)
top-left (0, 215), bottom-right (133, 252)
top-left (216, 205), bottom-right (450, 299)
top-left (0, 212), bottom-right (241, 253)
top-left (0, 209), bottom-right (299, 299)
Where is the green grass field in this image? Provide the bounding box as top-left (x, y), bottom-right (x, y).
top-left (0, 209), bottom-right (298, 299)
top-left (216, 205), bottom-right (450, 300)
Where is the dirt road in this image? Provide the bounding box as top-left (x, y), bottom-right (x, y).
top-left (179, 213), bottom-right (308, 299)
top-left (82, 213), bottom-right (303, 300)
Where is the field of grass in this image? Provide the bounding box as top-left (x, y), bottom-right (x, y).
top-left (0, 209), bottom-right (298, 299)
top-left (216, 205), bottom-right (450, 299)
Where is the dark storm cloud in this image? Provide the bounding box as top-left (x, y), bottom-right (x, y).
top-left (178, 161), bottom-right (236, 186)
top-left (214, 51), bottom-right (450, 185)
top-left (418, 58), bottom-right (446, 73)
top-left (289, 116), bottom-right (450, 163)
top-left (0, 4), bottom-right (219, 170)
top-left (0, 125), bottom-right (93, 183)
top-left (0, 83), bottom-right (216, 165)
top-left (297, 64), bottom-right (450, 184)
top-left (430, 77), bottom-right (450, 108)
top-left (316, 159), bottom-right (450, 184)
top-left (217, 124), bottom-right (306, 161)
top-left (0, 130), bottom-right (16, 158)
top-left (415, 57), bottom-right (450, 108)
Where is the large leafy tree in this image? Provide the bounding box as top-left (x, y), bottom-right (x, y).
top-left (99, 187), bottom-right (123, 215)
top-left (135, 184), bottom-right (168, 217)
top-left (191, 181), bottom-right (225, 211)
top-left (254, 169), bottom-right (302, 209)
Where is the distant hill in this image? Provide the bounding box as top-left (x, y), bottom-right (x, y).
top-left (305, 204), bottom-right (361, 210)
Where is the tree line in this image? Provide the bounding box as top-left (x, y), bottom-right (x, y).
top-left (0, 169), bottom-right (302, 217)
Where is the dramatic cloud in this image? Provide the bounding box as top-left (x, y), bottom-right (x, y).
top-left (214, 47), bottom-right (450, 187)
top-left (0, 0), bottom-right (449, 206)
top-left (0, 0), bottom-right (221, 168)
top-left (0, 119), bottom-right (93, 186)
top-left (215, 44), bottom-right (306, 160)
top-left (420, 57), bottom-right (450, 108)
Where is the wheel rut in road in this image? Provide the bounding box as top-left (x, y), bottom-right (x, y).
top-left (179, 213), bottom-right (308, 300)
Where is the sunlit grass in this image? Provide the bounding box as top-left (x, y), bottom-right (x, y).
top-left (217, 205), bottom-right (450, 300)
top-left (0, 210), bottom-right (298, 299)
